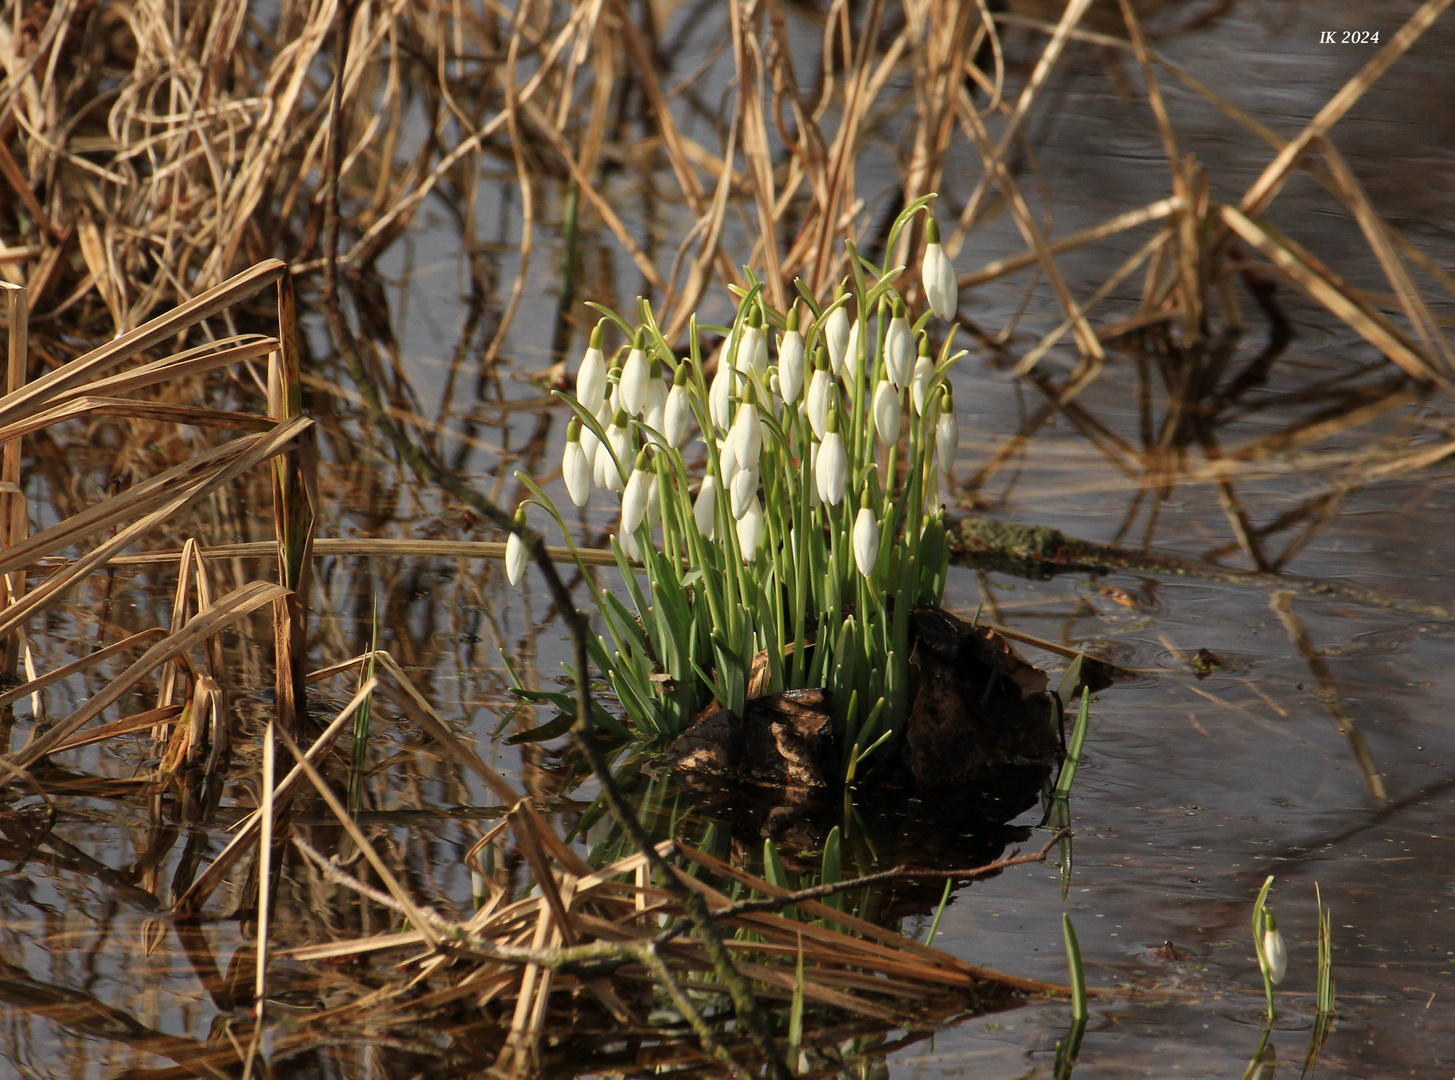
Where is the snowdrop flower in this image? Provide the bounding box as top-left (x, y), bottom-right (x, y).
top-left (921, 217), bottom-right (957, 320)
top-left (872, 378), bottom-right (901, 447)
top-left (642, 356), bottom-right (667, 439)
top-left (693, 475), bottom-right (718, 539)
top-left (777, 309), bottom-right (805, 405)
top-left (619, 329), bottom-right (650, 416)
top-left (505, 508), bottom-right (529, 585)
top-left (717, 435), bottom-right (739, 485)
top-left (911, 336), bottom-right (935, 416)
top-left (738, 307), bottom-right (769, 379)
top-left (602, 408), bottom-right (632, 492)
top-left (935, 389), bottom-right (958, 476)
top-left (853, 505), bottom-right (879, 578)
top-left (1263, 911), bottom-right (1287, 985)
top-left (805, 346), bottom-right (833, 439)
top-left (620, 450), bottom-right (652, 534)
top-left (815, 410), bottom-right (847, 506)
top-left (730, 465), bottom-right (758, 521)
top-left (845, 320), bottom-right (861, 379)
top-left (886, 300), bottom-right (913, 388)
top-left (562, 419), bottom-right (591, 507)
top-left (576, 323), bottom-right (607, 413)
top-left (663, 363), bottom-right (693, 447)
top-left (645, 473), bottom-right (661, 531)
top-left (708, 344), bottom-right (735, 429)
top-left (729, 394), bottom-right (762, 474)
top-left (824, 288), bottom-right (851, 376)
top-left (619, 527), bottom-right (642, 562)
top-left (737, 495), bottom-right (765, 557)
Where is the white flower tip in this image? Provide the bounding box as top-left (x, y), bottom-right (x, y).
top-left (853, 507), bottom-right (879, 577)
top-left (505, 518), bottom-right (528, 585)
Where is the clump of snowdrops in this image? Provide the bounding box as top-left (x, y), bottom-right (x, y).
top-left (514, 199), bottom-right (964, 778)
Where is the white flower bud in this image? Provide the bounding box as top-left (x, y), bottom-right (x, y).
top-left (717, 435), bottom-right (738, 484)
top-left (575, 324), bottom-right (607, 413)
top-left (872, 379), bottom-right (901, 447)
top-left (664, 366), bottom-right (692, 447)
top-left (844, 320), bottom-right (861, 379)
top-left (641, 358), bottom-right (667, 438)
top-left (921, 218), bottom-right (957, 320)
top-left (619, 527), bottom-right (642, 562)
top-left (619, 331), bottom-right (650, 416)
top-left (736, 495), bottom-right (764, 557)
top-left (730, 465), bottom-right (757, 521)
top-left (693, 475), bottom-right (718, 539)
top-left (505, 510), bottom-right (529, 585)
top-left (708, 349), bottom-right (735, 430)
top-left (738, 310), bottom-right (769, 378)
top-left (886, 308), bottom-right (913, 388)
top-left (729, 401), bottom-right (762, 474)
top-left (777, 316), bottom-right (805, 405)
top-left (645, 474), bottom-right (661, 531)
top-left (563, 421), bottom-right (590, 507)
top-left (1263, 911), bottom-right (1287, 985)
top-left (603, 409), bottom-right (632, 492)
top-left (815, 416), bottom-right (847, 506)
top-left (935, 392), bottom-right (959, 476)
top-left (911, 353), bottom-right (934, 416)
top-left (853, 506), bottom-right (879, 577)
top-left (620, 452), bottom-right (652, 534)
top-left (824, 302), bottom-right (851, 376)
top-left (805, 366), bottom-right (833, 440)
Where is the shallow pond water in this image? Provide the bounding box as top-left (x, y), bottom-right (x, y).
top-left (3, 0), bottom-right (1455, 1076)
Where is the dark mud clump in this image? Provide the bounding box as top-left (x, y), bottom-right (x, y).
top-left (668, 605), bottom-right (1064, 840)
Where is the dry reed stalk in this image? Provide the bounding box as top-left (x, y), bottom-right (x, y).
top-left (0, 276), bottom-right (26, 683)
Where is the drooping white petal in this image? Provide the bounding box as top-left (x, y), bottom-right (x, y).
top-left (1263, 913), bottom-right (1287, 985)
top-left (645, 475), bottom-right (661, 531)
top-left (621, 465), bottom-right (651, 534)
top-left (872, 379), bottom-right (901, 447)
top-left (505, 529), bottom-right (528, 585)
top-left (718, 436), bottom-right (739, 484)
top-left (619, 343), bottom-right (649, 416)
top-left (805, 369), bottom-right (833, 439)
top-left (816, 431), bottom-right (847, 506)
top-left (693, 475), bottom-right (718, 539)
top-left (911, 355), bottom-right (934, 416)
top-left (825, 305), bottom-right (851, 376)
top-left (729, 402), bottom-right (762, 473)
top-left (935, 398), bottom-right (959, 476)
top-left (576, 345), bottom-right (606, 413)
top-left (730, 466), bottom-right (757, 521)
top-left (604, 414), bottom-right (632, 492)
top-left (642, 382), bottom-right (667, 442)
top-left (844, 321), bottom-right (861, 379)
top-left (663, 384), bottom-right (691, 447)
top-left (853, 507), bottom-right (879, 577)
top-left (708, 351), bottom-right (734, 430)
top-left (738, 322), bottom-right (769, 379)
top-left (777, 329), bottom-right (805, 405)
top-left (922, 239), bottom-right (957, 320)
top-left (563, 438), bottom-right (590, 508)
top-left (886, 315), bottom-right (913, 388)
top-left (736, 496), bottom-right (765, 557)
